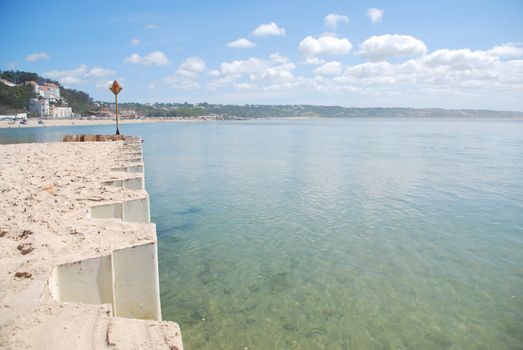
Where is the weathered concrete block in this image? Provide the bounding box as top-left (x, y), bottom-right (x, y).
top-left (112, 242), bottom-right (162, 320)
top-left (127, 165), bottom-right (144, 173)
top-left (122, 197), bottom-right (150, 223)
top-left (49, 254), bottom-right (114, 307)
top-left (122, 152), bottom-right (142, 158)
top-left (118, 158), bottom-right (142, 163)
top-left (48, 242), bottom-right (161, 321)
top-left (101, 179), bottom-right (124, 188)
top-left (101, 177), bottom-right (143, 190)
top-left (90, 202), bottom-right (123, 220)
top-left (123, 177), bottom-right (143, 190)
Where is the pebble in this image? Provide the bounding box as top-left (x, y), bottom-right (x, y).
top-left (17, 243), bottom-right (34, 255)
top-left (14, 271), bottom-right (32, 279)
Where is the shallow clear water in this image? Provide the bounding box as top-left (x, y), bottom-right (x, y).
top-left (2, 118), bottom-right (523, 349)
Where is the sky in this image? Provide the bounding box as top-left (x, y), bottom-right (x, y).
top-left (1, 0), bottom-right (522, 110)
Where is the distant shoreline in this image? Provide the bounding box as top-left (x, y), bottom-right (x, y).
top-left (0, 118), bottom-right (199, 129)
top-left (1, 114), bottom-right (522, 130)
top-left (0, 116), bottom-right (324, 129)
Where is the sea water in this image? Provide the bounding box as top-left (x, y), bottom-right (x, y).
top-left (2, 118), bottom-right (522, 349)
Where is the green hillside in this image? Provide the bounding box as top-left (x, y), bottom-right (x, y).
top-left (0, 83), bottom-right (35, 114)
top-left (0, 70), bottom-right (97, 114)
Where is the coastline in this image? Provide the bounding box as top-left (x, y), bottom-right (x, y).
top-left (0, 117), bottom-right (200, 129)
top-left (0, 116), bottom-right (322, 129)
top-left (0, 136), bottom-right (183, 349)
top-left (3, 114), bottom-right (520, 130)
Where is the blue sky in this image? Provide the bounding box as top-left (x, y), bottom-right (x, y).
top-left (1, 0), bottom-right (522, 110)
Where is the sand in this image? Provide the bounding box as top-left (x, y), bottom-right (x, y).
top-left (0, 118), bottom-right (202, 129)
top-left (0, 140), bottom-right (183, 349)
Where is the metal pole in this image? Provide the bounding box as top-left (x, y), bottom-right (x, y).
top-left (115, 93), bottom-right (120, 135)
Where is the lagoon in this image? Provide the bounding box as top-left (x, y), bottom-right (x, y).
top-left (2, 118), bottom-right (522, 349)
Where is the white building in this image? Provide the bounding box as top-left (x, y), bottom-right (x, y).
top-left (49, 106), bottom-right (73, 118)
top-left (26, 81), bottom-right (60, 100)
top-left (40, 83), bottom-right (60, 100)
top-left (0, 78), bottom-right (17, 87)
top-left (29, 98), bottom-right (50, 117)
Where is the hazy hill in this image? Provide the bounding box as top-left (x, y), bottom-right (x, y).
top-left (111, 102), bottom-right (523, 119)
top-left (1, 70), bottom-right (522, 118)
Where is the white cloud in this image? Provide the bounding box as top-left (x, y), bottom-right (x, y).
top-left (486, 42), bottom-right (523, 57)
top-left (131, 38), bottom-right (141, 45)
top-left (235, 83), bottom-right (252, 90)
top-left (209, 69), bottom-right (221, 77)
top-left (420, 49), bottom-right (497, 69)
top-left (366, 8), bottom-right (384, 24)
top-left (336, 45), bottom-right (523, 93)
top-left (26, 52), bottom-right (50, 62)
top-left (164, 57), bottom-right (206, 89)
top-left (207, 42), bottom-right (523, 108)
top-left (45, 65), bottom-right (87, 84)
top-left (358, 34), bottom-right (427, 61)
top-left (177, 57), bottom-right (206, 77)
top-left (95, 80), bottom-right (114, 89)
top-left (251, 62), bottom-right (296, 83)
top-left (87, 66), bottom-right (115, 78)
top-left (304, 57), bottom-right (326, 65)
top-left (252, 22), bottom-right (286, 37)
top-left (299, 33), bottom-right (352, 58)
top-left (227, 38), bottom-right (256, 48)
top-left (124, 54), bottom-right (141, 64)
top-left (144, 24), bottom-right (158, 30)
top-left (124, 51), bottom-right (169, 66)
top-left (208, 54), bottom-right (296, 90)
top-left (314, 61), bottom-right (343, 75)
top-left (45, 64), bottom-right (116, 86)
top-left (220, 58), bottom-right (268, 77)
top-left (325, 14), bottom-right (349, 30)
top-left (45, 64), bottom-right (88, 85)
top-left (269, 53), bottom-right (289, 64)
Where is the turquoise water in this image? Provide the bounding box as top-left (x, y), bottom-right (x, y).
top-left (1, 118), bottom-right (523, 349)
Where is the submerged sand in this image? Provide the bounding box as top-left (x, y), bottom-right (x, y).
top-left (0, 141), bottom-right (182, 349)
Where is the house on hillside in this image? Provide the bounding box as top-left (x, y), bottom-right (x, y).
top-left (28, 98), bottom-right (49, 117)
top-left (25, 81), bottom-right (60, 100)
top-left (29, 98), bottom-right (73, 118)
top-left (49, 106), bottom-right (72, 118)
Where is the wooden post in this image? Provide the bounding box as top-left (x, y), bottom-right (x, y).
top-left (115, 93), bottom-right (120, 135)
top-left (109, 80), bottom-right (123, 136)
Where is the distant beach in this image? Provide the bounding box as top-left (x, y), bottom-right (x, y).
top-left (0, 117), bottom-right (200, 129)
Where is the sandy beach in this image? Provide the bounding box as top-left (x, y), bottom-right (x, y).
top-left (0, 118), bottom-right (190, 129)
top-left (0, 139), bottom-right (183, 349)
top-left (0, 116), bottom-right (320, 129)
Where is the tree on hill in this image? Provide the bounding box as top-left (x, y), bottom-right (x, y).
top-left (0, 70), bottom-right (60, 85)
top-left (0, 71), bottom-right (39, 84)
top-left (0, 70), bottom-right (99, 115)
top-left (0, 83), bottom-right (35, 114)
top-left (60, 87), bottom-right (96, 114)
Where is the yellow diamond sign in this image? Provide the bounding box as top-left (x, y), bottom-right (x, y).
top-left (109, 80), bottom-right (122, 95)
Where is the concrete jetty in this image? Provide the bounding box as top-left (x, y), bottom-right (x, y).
top-left (0, 135), bottom-right (183, 349)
